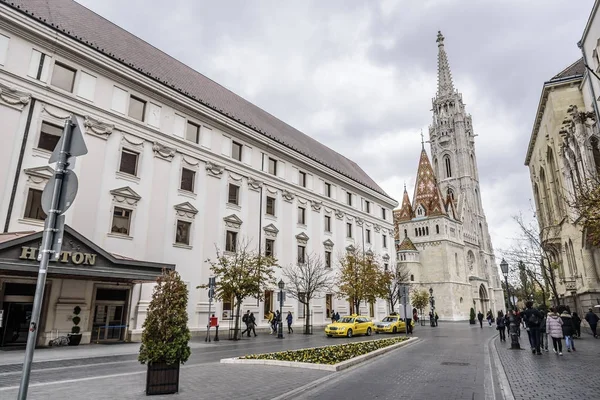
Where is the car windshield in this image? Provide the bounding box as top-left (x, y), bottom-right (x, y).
top-left (339, 317), bottom-right (355, 323)
top-left (382, 317), bottom-right (397, 322)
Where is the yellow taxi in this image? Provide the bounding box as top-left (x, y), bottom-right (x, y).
top-left (325, 315), bottom-right (374, 338)
top-left (374, 315), bottom-right (414, 334)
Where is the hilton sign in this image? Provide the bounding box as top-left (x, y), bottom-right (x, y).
top-left (19, 246), bottom-right (97, 266)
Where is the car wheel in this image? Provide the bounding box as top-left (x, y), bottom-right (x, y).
top-left (366, 327), bottom-right (372, 336)
top-left (393, 326), bottom-right (397, 334)
top-left (347, 329), bottom-right (353, 338)
top-left (327, 335), bottom-right (332, 338)
top-left (375, 331), bottom-right (379, 334)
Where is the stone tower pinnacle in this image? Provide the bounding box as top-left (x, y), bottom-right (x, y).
top-left (436, 31), bottom-right (455, 97)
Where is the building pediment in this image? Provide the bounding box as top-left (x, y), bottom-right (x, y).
top-left (0, 225), bottom-right (171, 281)
top-left (263, 223), bottom-right (279, 238)
top-left (110, 187), bottom-right (141, 205)
top-left (24, 166), bottom-right (54, 183)
top-left (174, 202), bottom-right (198, 218)
top-left (223, 214), bottom-right (243, 229)
top-left (295, 232), bottom-right (309, 245)
top-left (346, 244), bottom-right (356, 252)
top-left (323, 239), bottom-right (335, 251)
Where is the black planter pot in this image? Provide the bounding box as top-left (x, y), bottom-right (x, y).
top-left (67, 333), bottom-right (82, 346)
top-left (469, 320), bottom-right (476, 325)
top-left (146, 362), bottom-right (180, 395)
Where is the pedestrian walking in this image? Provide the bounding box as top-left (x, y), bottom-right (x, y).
top-left (241, 310), bottom-right (251, 337)
top-left (331, 310), bottom-right (336, 324)
top-left (572, 312), bottom-right (582, 338)
top-left (477, 311), bottom-right (484, 328)
top-left (523, 300), bottom-right (543, 355)
top-left (487, 311), bottom-right (493, 326)
top-left (540, 311), bottom-right (549, 352)
top-left (585, 308), bottom-right (599, 338)
top-left (274, 310), bottom-right (281, 334)
top-left (496, 311), bottom-right (506, 342)
top-left (286, 311), bottom-right (293, 334)
top-left (546, 307), bottom-right (564, 355)
top-left (266, 310), bottom-right (275, 334)
top-left (248, 312), bottom-right (257, 337)
top-left (560, 309), bottom-right (576, 352)
top-left (434, 312), bottom-right (439, 327)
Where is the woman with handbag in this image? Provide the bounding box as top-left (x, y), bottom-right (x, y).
top-left (496, 311), bottom-right (506, 342)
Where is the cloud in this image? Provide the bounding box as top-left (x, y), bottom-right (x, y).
top-left (77, 0), bottom-right (594, 264)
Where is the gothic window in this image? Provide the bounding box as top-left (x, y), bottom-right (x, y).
top-left (410, 274), bottom-right (414, 281)
top-left (444, 155), bottom-right (452, 178)
top-left (416, 204), bottom-right (425, 217)
top-left (533, 183), bottom-right (546, 227)
top-left (546, 147), bottom-right (563, 218)
top-left (539, 167), bottom-right (554, 225)
top-left (455, 253), bottom-right (459, 276)
top-left (467, 251), bottom-right (475, 272)
top-left (436, 225), bottom-right (439, 234)
top-left (590, 136), bottom-right (600, 176)
top-left (470, 154), bottom-right (476, 179)
top-left (474, 188), bottom-right (481, 212)
top-left (415, 228), bottom-right (418, 236)
top-left (404, 229), bottom-right (407, 237)
top-left (425, 227), bottom-right (429, 235)
top-left (565, 241), bottom-right (573, 276)
top-left (568, 239), bottom-right (578, 277)
top-left (434, 158), bottom-right (439, 177)
top-left (447, 188), bottom-right (455, 202)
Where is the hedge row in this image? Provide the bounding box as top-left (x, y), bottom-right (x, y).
top-left (241, 337), bottom-right (408, 365)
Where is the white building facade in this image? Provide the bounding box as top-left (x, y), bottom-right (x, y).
top-left (0, 0), bottom-right (397, 347)
top-left (394, 32), bottom-right (504, 321)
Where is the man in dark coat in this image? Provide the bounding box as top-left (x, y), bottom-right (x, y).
top-left (477, 311), bottom-right (484, 328)
top-left (585, 308), bottom-right (599, 338)
top-left (522, 301), bottom-right (544, 355)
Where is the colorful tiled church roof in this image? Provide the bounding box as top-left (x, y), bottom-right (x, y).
top-left (395, 185), bottom-right (413, 223)
top-left (397, 236), bottom-right (418, 251)
top-left (412, 149), bottom-right (447, 218)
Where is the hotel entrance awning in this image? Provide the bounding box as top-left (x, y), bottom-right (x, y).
top-left (0, 225), bottom-right (173, 282)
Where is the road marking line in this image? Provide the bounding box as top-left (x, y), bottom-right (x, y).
top-left (0, 360), bottom-right (138, 377)
top-left (484, 334), bottom-right (497, 400)
top-left (489, 336), bottom-right (515, 400)
top-left (0, 370), bottom-right (146, 391)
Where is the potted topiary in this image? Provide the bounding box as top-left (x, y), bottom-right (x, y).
top-left (139, 270), bottom-right (191, 396)
top-left (68, 306), bottom-right (83, 346)
top-left (469, 308), bottom-right (476, 325)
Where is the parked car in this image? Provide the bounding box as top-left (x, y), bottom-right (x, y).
top-left (325, 315), bottom-right (374, 338)
top-left (374, 315), bottom-right (414, 334)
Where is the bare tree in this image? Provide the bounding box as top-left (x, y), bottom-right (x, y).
top-left (385, 263), bottom-right (411, 314)
top-left (500, 213), bottom-right (560, 306)
top-left (283, 252), bottom-right (333, 334)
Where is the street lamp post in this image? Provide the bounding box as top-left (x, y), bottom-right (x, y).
top-left (429, 287), bottom-right (436, 327)
top-left (500, 258), bottom-right (512, 311)
top-left (277, 279), bottom-right (285, 339)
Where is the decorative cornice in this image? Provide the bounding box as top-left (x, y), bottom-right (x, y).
top-left (83, 116), bottom-right (114, 140)
top-left (228, 171), bottom-right (244, 182)
top-left (0, 81), bottom-right (31, 110)
top-left (223, 214), bottom-right (242, 229)
top-left (383, 254), bottom-right (390, 261)
top-left (152, 141), bottom-right (176, 162)
top-left (345, 244), bottom-right (356, 252)
top-left (374, 224), bottom-right (381, 233)
top-left (265, 185), bottom-right (278, 194)
top-left (182, 156), bottom-right (201, 167)
top-left (335, 209), bottom-right (345, 220)
top-left (121, 133), bottom-right (145, 148)
top-left (323, 239), bottom-right (334, 251)
top-left (310, 200), bottom-right (322, 212)
top-left (24, 166), bottom-right (54, 184)
top-left (263, 223), bottom-right (279, 238)
top-left (205, 161), bottom-right (225, 178)
top-left (282, 189), bottom-right (295, 203)
top-left (248, 177), bottom-right (263, 191)
top-left (41, 103), bottom-right (70, 119)
top-left (297, 197), bottom-right (308, 205)
top-left (295, 232), bottom-right (310, 245)
top-left (110, 186), bottom-right (141, 206)
top-left (356, 217), bottom-right (364, 227)
top-left (366, 249), bottom-right (374, 257)
top-left (174, 202), bottom-right (198, 219)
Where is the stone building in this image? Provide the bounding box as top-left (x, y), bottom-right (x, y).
top-left (394, 32), bottom-right (504, 321)
top-left (0, 0), bottom-right (396, 347)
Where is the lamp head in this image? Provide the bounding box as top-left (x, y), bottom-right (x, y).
top-left (278, 279), bottom-right (285, 290)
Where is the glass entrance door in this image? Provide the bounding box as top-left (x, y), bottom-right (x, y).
top-left (1, 302), bottom-right (33, 346)
top-left (92, 304), bottom-right (125, 341)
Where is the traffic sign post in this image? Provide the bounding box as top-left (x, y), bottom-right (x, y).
top-left (399, 285), bottom-right (409, 337)
top-left (17, 116), bottom-right (87, 400)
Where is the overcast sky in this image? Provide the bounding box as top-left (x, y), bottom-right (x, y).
top-left (78, 0), bottom-right (593, 263)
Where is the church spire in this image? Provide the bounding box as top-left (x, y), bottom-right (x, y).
top-left (436, 31), bottom-right (455, 97)
top-left (395, 185), bottom-right (413, 223)
top-left (412, 148), bottom-right (446, 218)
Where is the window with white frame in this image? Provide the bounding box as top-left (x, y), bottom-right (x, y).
top-left (298, 207), bottom-right (306, 224)
top-left (346, 222), bottom-right (353, 238)
top-left (232, 141), bottom-right (243, 161)
top-left (382, 234), bottom-right (387, 248)
top-left (325, 251), bottom-right (332, 268)
top-left (228, 184), bottom-right (240, 205)
top-left (226, 230), bottom-right (238, 252)
top-left (128, 95), bottom-right (146, 121)
top-left (38, 121), bottom-right (62, 152)
top-left (119, 149), bottom-right (139, 176)
top-left (111, 207), bottom-right (132, 236)
top-left (297, 245), bottom-right (306, 264)
top-left (0, 34), bottom-right (9, 66)
top-left (180, 168), bottom-right (195, 192)
top-left (324, 182), bottom-right (332, 197)
top-left (346, 192), bottom-right (352, 206)
top-left (28, 49), bottom-right (51, 81)
top-left (298, 171), bottom-right (306, 187)
top-left (265, 239), bottom-right (275, 257)
top-left (266, 196), bottom-right (276, 216)
top-left (381, 208), bottom-right (387, 220)
top-left (51, 62), bottom-right (76, 93)
top-left (175, 220), bottom-right (191, 245)
top-left (186, 121), bottom-right (200, 144)
top-left (324, 215), bottom-right (331, 232)
top-left (24, 189), bottom-right (46, 220)
top-left (366, 229), bottom-right (371, 244)
top-left (364, 200), bottom-right (370, 213)
top-left (268, 158), bottom-right (277, 175)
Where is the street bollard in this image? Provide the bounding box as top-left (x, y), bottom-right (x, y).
top-left (214, 325), bottom-right (219, 342)
top-left (509, 314), bottom-right (521, 350)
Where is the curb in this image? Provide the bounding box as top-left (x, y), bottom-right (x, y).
top-left (490, 337), bottom-right (515, 400)
top-left (221, 337), bottom-right (419, 372)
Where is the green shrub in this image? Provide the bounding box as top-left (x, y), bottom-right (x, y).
top-left (242, 337), bottom-right (407, 365)
top-left (470, 308), bottom-right (476, 322)
top-left (71, 306), bottom-right (81, 334)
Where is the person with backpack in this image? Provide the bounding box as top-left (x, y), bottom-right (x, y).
top-left (522, 300), bottom-right (543, 355)
top-left (540, 311), bottom-right (548, 352)
top-left (496, 311), bottom-right (506, 342)
top-left (248, 312), bottom-right (257, 337)
top-left (560, 308), bottom-right (576, 352)
top-left (477, 311), bottom-right (484, 328)
top-left (286, 311), bottom-right (293, 334)
top-left (330, 310), bottom-right (336, 324)
top-left (241, 310), bottom-right (251, 337)
top-left (572, 312), bottom-right (582, 338)
top-left (585, 308), bottom-right (599, 338)
top-left (546, 307), bottom-right (564, 355)
top-left (266, 310), bottom-right (274, 334)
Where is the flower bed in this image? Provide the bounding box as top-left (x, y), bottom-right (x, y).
top-left (241, 337), bottom-right (408, 365)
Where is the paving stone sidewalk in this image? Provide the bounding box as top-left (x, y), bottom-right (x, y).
top-left (495, 333), bottom-right (600, 400)
top-left (0, 361), bottom-right (330, 400)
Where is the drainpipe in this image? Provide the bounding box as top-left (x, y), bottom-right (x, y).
top-left (578, 41), bottom-right (600, 123)
top-left (4, 99), bottom-right (37, 232)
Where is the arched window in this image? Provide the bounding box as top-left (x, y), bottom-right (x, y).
top-left (539, 167), bottom-right (554, 225)
top-left (590, 136), bottom-right (600, 176)
top-left (569, 239), bottom-right (578, 277)
top-left (434, 158), bottom-right (439, 177)
top-left (415, 228), bottom-right (418, 237)
top-left (444, 155), bottom-right (452, 178)
top-left (426, 227), bottom-right (429, 235)
top-left (436, 225), bottom-right (440, 234)
top-left (410, 274), bottom-right (414, 281)
top-left (533, 183), bottom-right (546, 227)
top-left (547, 147), bottom-right (563, 218)
top-left (470, 154), bottom-right (476, 179)
top-left (447, 188), bottom-right (455, 202)
top-left (404, 229), bottom-right (407, 237)
top-left (474, 188), bottom-right (480, 212)
top-left (565, 241), bottom-right (573, 276)
top-left (455, 253), bottom-right (459, 276)
top-left (416, 204), bottom-right (425, 217)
